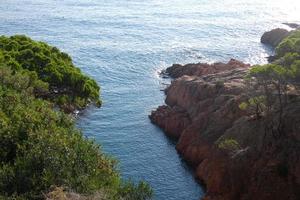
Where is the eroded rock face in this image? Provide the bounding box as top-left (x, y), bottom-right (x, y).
top-left (165, 59), bottom-right (250, 79)
top-left (261, 28), bottom-right (290, 47)
top-left (150, 60), bottom-right (300, 200)
top-left (150, 105), bottom-right (191, 139)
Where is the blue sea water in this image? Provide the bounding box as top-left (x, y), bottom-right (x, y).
top-left (1, 0), bottom-right (299, 199)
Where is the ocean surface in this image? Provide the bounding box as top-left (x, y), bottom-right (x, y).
top-left (1, 0), bottom-right (299, 199)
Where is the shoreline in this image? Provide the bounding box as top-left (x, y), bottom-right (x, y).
top-left (150, 26), bottom-right (300, 200)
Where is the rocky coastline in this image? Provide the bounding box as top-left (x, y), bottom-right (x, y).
top-left (150, 27), bottom-right (300, 200)
top-left (261, 22), bottom-right (300, 48)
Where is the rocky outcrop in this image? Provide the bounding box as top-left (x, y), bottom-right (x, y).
top-left (164, 59), bottom-right (250, 78)
top-left (151, 59), bottom-right (249, 143)
top-left (261, 28), bottom-right (290, 47)
top-left (150, 60), bottom-right (300, 200)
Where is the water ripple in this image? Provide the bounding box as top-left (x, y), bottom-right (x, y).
top-left (1, 0), bottom-right (300, 199)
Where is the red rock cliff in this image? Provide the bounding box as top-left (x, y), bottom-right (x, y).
top-left (150, 59), bottom-right (300, 200)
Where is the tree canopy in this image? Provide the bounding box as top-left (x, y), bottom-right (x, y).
top-left (0, 35), bottom-right (101, 111)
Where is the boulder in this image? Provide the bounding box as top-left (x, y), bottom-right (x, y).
top-left (261, 28), bottom-right (290, 47)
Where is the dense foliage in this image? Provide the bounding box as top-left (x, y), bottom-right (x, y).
top-left (0, 36), bottom-right (152, 200)
top-left (0, 35), bottom-right (101, 111)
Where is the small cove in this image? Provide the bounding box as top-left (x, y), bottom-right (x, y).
top-left (1, 0), bottom-right (299, 199)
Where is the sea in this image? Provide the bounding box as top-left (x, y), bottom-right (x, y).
top-left (1, 0), bottom-right (299, 199)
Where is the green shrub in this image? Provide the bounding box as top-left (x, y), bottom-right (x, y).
top-left (238, 102), bottom-right (248, 110)
top-left (276, 30), bottom-right (300, 58)
top-left (217, 139), bottom-right (241, 152)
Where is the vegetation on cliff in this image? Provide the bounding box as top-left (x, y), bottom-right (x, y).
top-left (242, 30), bottom-right (300, 137)
top-left (0, 35), bottom-right (101, 112)
top-left (0, 36), bottom-right (152, 200)
top-left (150, 29), bottom-right (300, 200)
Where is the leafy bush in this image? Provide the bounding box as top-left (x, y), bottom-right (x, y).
top-left (118, 181), bottom-right (153, 200)
top-left (276, 30), bottom-right (300, 58)
top-left (238, 102), bottom-right (248, 110)
top-left (217, 139), bottom-right (241, 152)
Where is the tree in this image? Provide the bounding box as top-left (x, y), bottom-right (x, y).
top-left (0, 35), bottom-right (101, 112)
